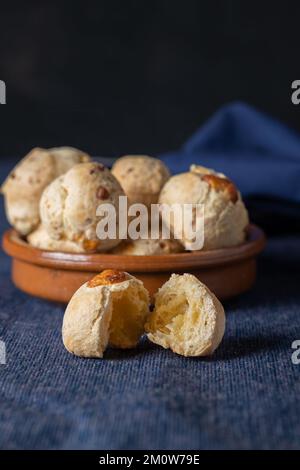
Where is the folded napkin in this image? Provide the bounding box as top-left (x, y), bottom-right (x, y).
top-left (160, 102), bottom-right (300, 233)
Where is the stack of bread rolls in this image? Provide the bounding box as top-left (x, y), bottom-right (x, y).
top-left (2, 150), bottom-right (249, 255)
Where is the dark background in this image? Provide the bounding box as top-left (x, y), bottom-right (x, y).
top-left (0, 0), bottom-right (300, 158)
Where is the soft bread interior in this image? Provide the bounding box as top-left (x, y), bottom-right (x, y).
top-left (146, 274), bottom-right (222, 356)
top-left (147, 292), bottom-right (189, 338)
top-left (108, 283), bottom-right (149, 349)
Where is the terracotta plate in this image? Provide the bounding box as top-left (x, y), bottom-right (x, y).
top-left (2, 224), bottom-right (266, 303)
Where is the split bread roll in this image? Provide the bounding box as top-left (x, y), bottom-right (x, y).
top-left (145, 273), bottom-right (225, 357)
top-left (111, 155), bottom-right (170, 209)
top-left (40, 162), bottom-right (125, 252)
top-left (1, 147), bottom-right (90, 236)
top-left (159, 165), bottom-right (249, 250)
top-left (62, 270), bottom-right (150, 358)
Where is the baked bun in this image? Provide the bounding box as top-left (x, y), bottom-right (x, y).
top-left (110, 235), bottom-right (183, 256)
top-left (47, 146), bottom-right (90, 174)
top-left (62, 270), bottom-right (150, 358)
top-left (111, 155), bottom-right (170, 208)
top-left (159, 168), bottom-right (249, 250)
top-left (1, 147), bottom-right (90, 235)
top-left (27, 224), bottom-right (84, 253)
top-left (146, 274), bottom-right (225, 357)
top-left (40, 162), bottom-right (125, 252)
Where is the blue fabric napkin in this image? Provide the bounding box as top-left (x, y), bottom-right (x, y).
top-left (161, 102), bottom-right (300, 204)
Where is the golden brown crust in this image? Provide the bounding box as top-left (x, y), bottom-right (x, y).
top-left (82, 239), bottom-right (101, 253)
top-left (88, 269), bottom-right (128, 288)
top-left (201, 174), bottom-right (238, 203)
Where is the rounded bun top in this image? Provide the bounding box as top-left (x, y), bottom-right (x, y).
top-left (40, 162), bottom-right (125, 252)
top-left (1, 146), bottom-right (90, 235)
top-left (112, 155), bottom-right (170, 207)
top-left (159, 165), bottom-right (249, 250)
